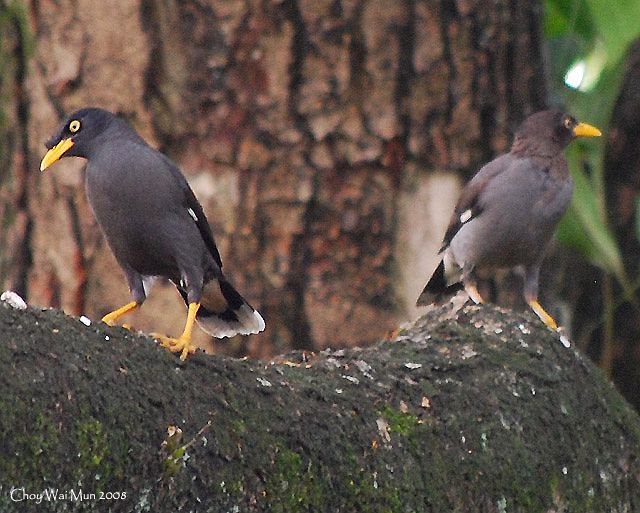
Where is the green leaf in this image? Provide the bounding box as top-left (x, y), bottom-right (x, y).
top-left (544, 0), bottom-right (596, 40)
top-left (556, 154), bottom-right (624, 281)
top-left (585, 0), bottom-right (640, 66)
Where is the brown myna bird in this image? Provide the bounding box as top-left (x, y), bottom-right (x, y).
top-left (416, 110), bottom-right (601, 331)
top-left (40, 108), bottom-right (265, 359)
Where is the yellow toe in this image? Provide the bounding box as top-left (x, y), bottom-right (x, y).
top-left (152, 333), bottom-right (197, 361)
top-left (528, 300), bottom-right (559, 331)
top-left (151, 303), bottom-right (201, 361)
top-left (101, 301), bottom-right (139, 326)
top-left (464, 283), bottom-right (484, 304)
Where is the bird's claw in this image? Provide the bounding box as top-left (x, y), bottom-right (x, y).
top-left (527, 299), bottom-right (559, 331)
top-left (151, 333), bottom-right (196, 361)
top-left (464, 283), bottom-right (484, 304)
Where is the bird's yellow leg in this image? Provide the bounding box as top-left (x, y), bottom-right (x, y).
top-left (528, 300), bottom-right (558, 331)
top-left (102, 301), bottom-right (140, 326)
top-left (154, 302), bottom-right (200, 361)
top-left (464, 283), bottom-right (484, 304)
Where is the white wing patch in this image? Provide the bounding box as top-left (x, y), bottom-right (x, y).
top-left (142, 276), bottom-right (159, 296)
top-left (459, 209), bottom-right (473, 224)
top-left (187, 208), bottom-right (198, 222)
top-left (443, 251), bottom-right (463, 286)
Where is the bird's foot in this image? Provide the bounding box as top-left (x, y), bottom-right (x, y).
top-left (102, 318), bottom-right (134, 331)
top-left (101, 314), bottom-right (117, 326)
top-left (464, 283), bottom-right (484, 304)
top-left (101, 301), bottom-right (140, 326)
top-left (527, 300), bottom-right (558, 331)
top-left (152, 333), bottom-right (196, 361)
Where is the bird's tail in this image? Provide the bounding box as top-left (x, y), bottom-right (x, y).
top-left (176, 278), bottom-right (265, 338)
top-left (416, 258), bottom-right (463, 306)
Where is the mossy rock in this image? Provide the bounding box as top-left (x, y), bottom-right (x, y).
top-left (0, 301), bottom-right (638, 512)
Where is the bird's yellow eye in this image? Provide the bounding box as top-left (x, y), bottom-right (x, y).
top-left (69, 119), bottom-right (81, 133)
top-left (563, 117), bottom-right (573, 130)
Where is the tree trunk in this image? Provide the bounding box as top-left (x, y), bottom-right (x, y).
top-left (0, 300), bottom-right (638, 512)
top-left (0, 0), bottom-right (547, 356)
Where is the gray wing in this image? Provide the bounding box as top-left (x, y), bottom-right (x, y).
top-left (158, 153), bottom-right (223, 270)
top-left (440, 154), bottom-right (513, 252)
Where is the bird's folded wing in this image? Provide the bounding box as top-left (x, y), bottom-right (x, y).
top-left (439, 154), bottom-right (510, 253)
top-left (160, 154), bottom-right (224, 270)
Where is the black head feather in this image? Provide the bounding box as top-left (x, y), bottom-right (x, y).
top-left (45, 108), bottom-right (121, 158)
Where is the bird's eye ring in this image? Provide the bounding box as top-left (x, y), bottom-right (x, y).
top-left (69, 120), bottom-right (81, 133)
top-left (563, 117), bottom-right (573, 130)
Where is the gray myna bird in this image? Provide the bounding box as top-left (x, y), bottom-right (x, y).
top-left (417, 110), bottom-right (601, 330)
top-left (41, 108), bottom-right (265, 359)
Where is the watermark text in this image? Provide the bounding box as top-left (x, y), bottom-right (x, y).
top-left (8, 487), bottom-right (127, 504)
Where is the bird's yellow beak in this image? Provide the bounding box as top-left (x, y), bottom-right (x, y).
top-left (573, 122), bottom-right (601, 138)
top-left (40, 138), bottom-right (74, 171)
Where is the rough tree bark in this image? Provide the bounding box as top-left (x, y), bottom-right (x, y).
top-left (0, 0), bottom-right (548, 357)
top-left (0, 300), bottom-right (638, 512)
